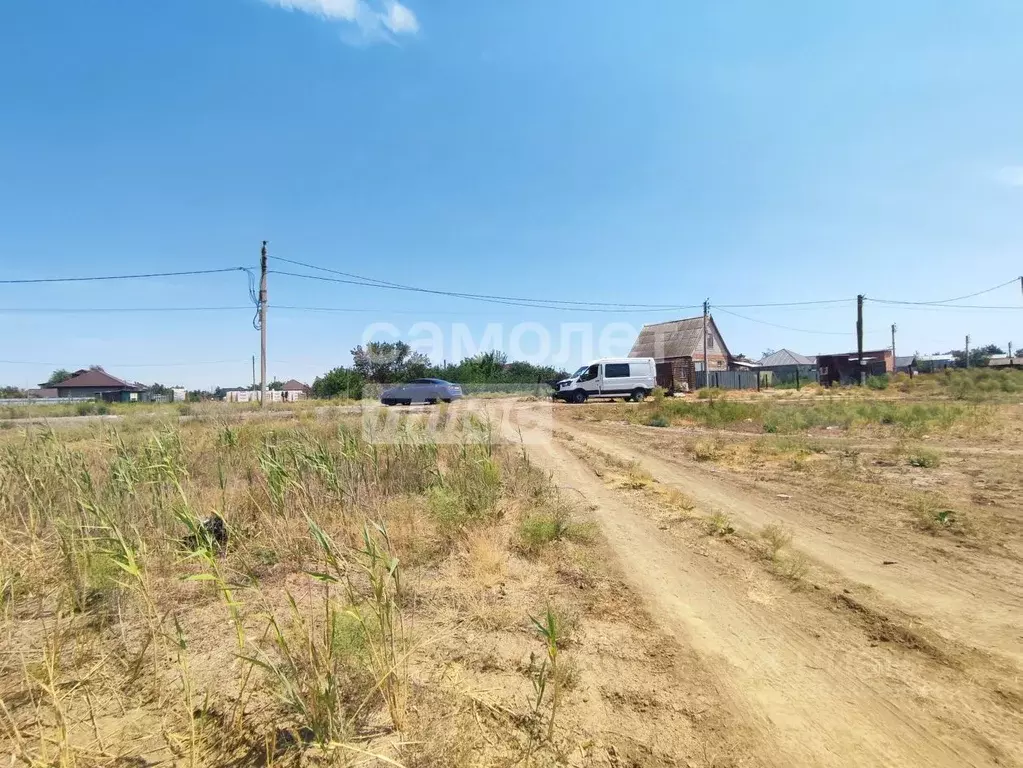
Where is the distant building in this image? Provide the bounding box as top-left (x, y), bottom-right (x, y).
top-left (758, 349), bottom-right (816, 377)
top-left (172, 388), bottom-right (187, 402)
top-left (281, 379), bottom-right (312, 401)
top-left (26, 388), bottom-right (58, 399)
top-left (894, 355), bottom-right (917, 373)
top-left (42, 369), bottom-right (145, 402)
top-left (629, 315), bottom-right (731, 391)
top-left (988, 356), bottom-right (1023, 368)
top-left (915, 354), bottom-right (956, 373)
top-left (817, 350), bottom-right (894, 386)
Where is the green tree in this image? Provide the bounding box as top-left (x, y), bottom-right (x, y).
top-left (268, 379), bottom-right (284, 391)
top-left (44, 369), bottom-right (72, 386)
top-left (351, 341), bottom-right (429, 383)
top-left (311, 367), bottom-right (365, 399)
top-left (947, 344), bottom-right (1003, 368)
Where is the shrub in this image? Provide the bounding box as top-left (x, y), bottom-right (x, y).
top-left (865, 375), bottom-right (889, 390)
top-left (75, 401), bottom-right (98, 416)
top-left (691, 440), bottom-right (718, 462)
top-left (515, 508), bottom-right (596, 557)
top-left (645, 415), bottom-right (670, 428)
top-left (705, 512), bottom-right (734, 536)
top-left (907, 449), bottom-right (941, 468)
top-left (760, 524), bottom-right (792, 560)
top-left (651, 386), bottom-right (666, 403)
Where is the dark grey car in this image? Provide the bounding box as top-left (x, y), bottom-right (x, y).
top-left (381, 378), bottom-right (464, 405)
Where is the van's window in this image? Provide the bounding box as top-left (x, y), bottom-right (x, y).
top-left (571, 366), bottom-right (588, 377)
top-left (579, 364), bottom-right (599, 382)
top-left (604, 363), bottom-right (630, 378)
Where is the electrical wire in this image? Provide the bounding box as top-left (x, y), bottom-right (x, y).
top-left (270, 269), bottom-right (703, 312)
top-left (0, 359), bottom-right (248, 367)
top-left (0, 267), bottom-right (250, 284)
top-left (713, 306), bottom-right (885, 336)
top-left (0, 306), bottom-right (253, 314)
top-left (272, 255), bottom-right (854, 310)
top-left (868, 278), bottom-right (1020, 306)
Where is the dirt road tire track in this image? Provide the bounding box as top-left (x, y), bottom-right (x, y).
top-left (555, 416), bottom-right (1023, 669)
top-left (500, 405), bottom-right (1021, 768)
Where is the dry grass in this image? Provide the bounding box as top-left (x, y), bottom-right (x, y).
top-left (0, 413), bottom-right (632, 767)
top-left (705, 512), bottom-right (734, 536)
top-left (759, 524), bottom-right (793, 560)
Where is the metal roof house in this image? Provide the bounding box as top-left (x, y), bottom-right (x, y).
top-left (758, 349), bottom-right (816, 371)
top-left (629, 315), bottom-right (731, 391)
top-left (43, 369), bottom-right (145, 402)
top-left (757, 349), bottom-right (817, 385)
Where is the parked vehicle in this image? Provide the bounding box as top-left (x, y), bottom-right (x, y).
top-left (552, 358), bottom-right (656, 403)
top-left (381, 378), bottom-right (463, 405)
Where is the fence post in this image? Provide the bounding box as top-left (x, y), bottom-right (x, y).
top-left (796, 368), bottom-right (800, 390)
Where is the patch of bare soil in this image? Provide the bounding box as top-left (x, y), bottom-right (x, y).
top-left (496, 403), bottom-right (1023, 768)
top-left (554, 414), bottom-right (1023, 669)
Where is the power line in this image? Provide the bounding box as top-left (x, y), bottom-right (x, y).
top-left (868, 278), bottom-right (1019, 306)
top-left (0, 267), bottom-right (251, 285)
top-left (861, 302), bottom-right (1023, 311)
top-left (715, 298), bottom-right (853, 308)
top-left (271, 269), bottom-right (703, 312)
top-left (0, 359), bottom-right (248, 368)
top-left (714, 306), bottom-right (885, 336)
top-left (0, 306), bottom-right (253, 314)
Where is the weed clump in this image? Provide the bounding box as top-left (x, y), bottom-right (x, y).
top-left (907, 448), bottom-right (941, 468)
top-left (759, 524), bottom-right (792, 560)
top-left (705, 512), bottom-right (734, 536)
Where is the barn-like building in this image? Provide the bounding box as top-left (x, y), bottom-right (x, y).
top-left (629, 315), bottom-right (731, 392)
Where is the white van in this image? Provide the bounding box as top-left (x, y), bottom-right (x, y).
top-left (553, 357), bottom-right (657, 403)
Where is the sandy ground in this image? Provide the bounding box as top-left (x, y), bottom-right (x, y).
top-left (496, 401), bottom-right (1023, 768)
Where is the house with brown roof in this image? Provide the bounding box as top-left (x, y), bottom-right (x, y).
top-left (628, 315), bottom-right (731, 391)
top-left (43, 369), bottom-right (145, 402)
top-left (281, 379), bottom-right (312, 401)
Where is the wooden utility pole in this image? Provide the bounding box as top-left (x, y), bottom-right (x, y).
top-left (891, 323), bottom-right (897, 366)
top-left (965, 334), bottom-right (971, 369)
top-left (1009, 341), bottom-right (1014, 367)
top-left (702, 299), bottom-right (709, 389)
top-left (856, 294), bottom-right (865, 385)
top-left (251, 355), bottom-right (256, 391)
top-left (260, 241), bottom-right (268, 407)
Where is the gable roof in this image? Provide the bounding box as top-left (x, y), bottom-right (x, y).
top-left (759, 349), bottom-right (815, 367)
top-left (894, 355), bottom-right (916, 369)
top-left (629, 315), bottom-right (730, 360)
top-left (48, 369), bottom-right (142, 391)
top-left (281, 379), bottom-right (310, 392)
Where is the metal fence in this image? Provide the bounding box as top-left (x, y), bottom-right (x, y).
top-left (768, 368), bottom-right (820, 388)
top-left (0, 397), bottom-right (93, 407)
top-left (694, 370), bottom-right (761, 390)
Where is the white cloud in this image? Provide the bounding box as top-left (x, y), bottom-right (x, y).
top-left (382, 1), bottom-right (419, 34)
top-left (260, 0), bottom-right (419, 42)
top-left (994, 166), bottom-right (1023, 188)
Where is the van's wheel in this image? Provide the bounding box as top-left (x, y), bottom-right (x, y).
top-left (630, 388), bottom-right (646, 402)
top-left (571, 390), bottom-right (587, 404)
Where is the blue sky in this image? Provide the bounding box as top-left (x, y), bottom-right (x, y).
top-left (1, 0), bottom-right (1022, 388)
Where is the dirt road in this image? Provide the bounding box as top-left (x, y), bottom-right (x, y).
top-left (498, 403), bottom-right (1023, 768)
top-left (553, 417), bottom-right (1023, 668)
